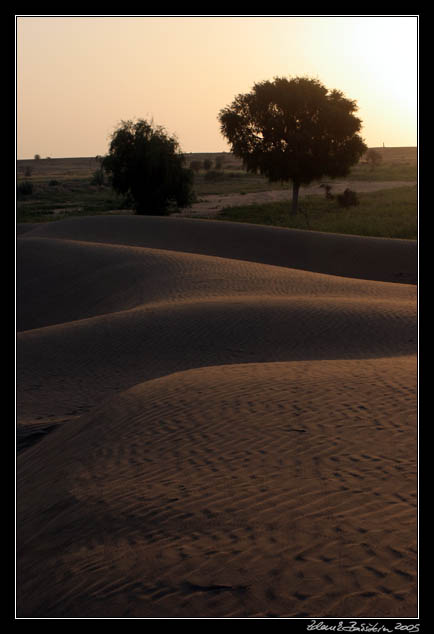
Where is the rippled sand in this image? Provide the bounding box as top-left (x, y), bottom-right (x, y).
top-left (16, 216), bottom-right (417, 618)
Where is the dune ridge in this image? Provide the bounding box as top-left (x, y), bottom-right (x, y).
top-left (16, 215), bottom-right (417, 618)
top-left (18, 214), bottom-right (417, 283)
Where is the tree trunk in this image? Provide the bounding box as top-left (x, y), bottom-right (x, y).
top-left (291, 181), bottom-right (300, 215)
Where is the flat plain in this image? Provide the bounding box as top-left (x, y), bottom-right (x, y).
top-left (17, 147), bottom-right (417, 239)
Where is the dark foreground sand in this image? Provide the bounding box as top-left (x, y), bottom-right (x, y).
top-left (16, 216), bottom-right (417, 618)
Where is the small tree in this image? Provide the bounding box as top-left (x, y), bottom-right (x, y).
top-left (102, 119), bottom-right (195, 214)
top-left (219, 76), bottom-right (367, 215)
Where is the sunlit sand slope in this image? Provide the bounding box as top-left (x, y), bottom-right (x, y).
top-left (16, 216), bottom-right (417, 618)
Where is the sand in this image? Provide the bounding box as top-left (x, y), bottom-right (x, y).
top-left (16, 215), bottom-right (417, 618)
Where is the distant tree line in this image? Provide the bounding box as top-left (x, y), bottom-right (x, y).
top-left (189, 156), bottom-right (225, 173)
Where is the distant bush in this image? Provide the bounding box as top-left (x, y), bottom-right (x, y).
top-left (337, 188), bottom-right (359, 208)
top-left (364, 149), bottom-right (383, 169)
top-left (17, 181), bottom-right (34, 197)
top-left (204, 170), bottom-right (226, 182)
top-left (320, 183), bottom-right (334, 199)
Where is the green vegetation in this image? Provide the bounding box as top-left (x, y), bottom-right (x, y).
top-left (193, 169), bottom-right (289, 196)
top-left (17, 181), bottom-right (34, 198)
top-left (16, 148), bottom-right (417, 239)
top-left (219, 185), bottom-right (417, 239)
top-left (102, 119), bottom-right (195, 215)
top-left (345, 160), bottom-right (416, 182)
top-left (16, 177), bottom-right (127, 223)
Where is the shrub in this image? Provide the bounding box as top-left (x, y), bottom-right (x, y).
top-left (337, 188), bottom-right (359, 208)
top-left (17, 181), bottom-right (34, 197)
top-left (320, 184), bottom-right (334, 199)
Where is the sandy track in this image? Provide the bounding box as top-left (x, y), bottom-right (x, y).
top-left (16, 215), bottom-right (417, 618)
top-left (178, 180), bottom-right (417, 218)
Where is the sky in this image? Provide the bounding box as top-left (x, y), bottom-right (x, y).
top-left (16, 15), bottom-right (418, 159)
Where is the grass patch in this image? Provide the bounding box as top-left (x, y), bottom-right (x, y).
top-left (193, 170), bottom-right (289, 196)
top-left (219, 185), bottom-right (417, 240)
top-left (16, 179), bottom-right (127, 223)
top-left (347, 161), bottom-right (417, 182)
top-left (16, 152), bottom-right (417, 232)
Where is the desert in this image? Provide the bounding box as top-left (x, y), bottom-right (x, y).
top-left (16, 212), bottom-right (417, 618)
top-left (16, 13), bottom-right (418, 621)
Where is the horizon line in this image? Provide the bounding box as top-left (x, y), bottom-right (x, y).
top-left (16, 145), bottom-right (418, 161)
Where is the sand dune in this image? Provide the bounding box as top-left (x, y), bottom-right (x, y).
top-left (19, 214), bottom-right (417, 283)
top-left (16, 215), bottom-right (417, 618)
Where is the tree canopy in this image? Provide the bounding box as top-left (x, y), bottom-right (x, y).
top-left (102, 119), bottom-right (194, 215)
top-left (218, 76), bottom-right (367, 214)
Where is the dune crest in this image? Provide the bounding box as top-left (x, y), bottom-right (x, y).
top-left (19, 214), bottom-right (417, 283)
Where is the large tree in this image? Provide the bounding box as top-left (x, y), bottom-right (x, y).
top-left (218, 76), bottom-right (367, 214)
top-left (102, 119), bottom-right (195, 215)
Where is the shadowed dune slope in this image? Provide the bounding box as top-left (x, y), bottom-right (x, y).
top-left (17, 234), bottom-right (415, 333)
top-left (18, 214), bottom-right (417, 284)
top-left (17, 216), bottom-right (417, 618)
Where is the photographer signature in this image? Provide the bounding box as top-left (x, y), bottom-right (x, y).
top-left (306, 621), bottom-right (419, 633)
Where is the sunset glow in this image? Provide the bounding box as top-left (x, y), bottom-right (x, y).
top-left (16, 15), bottom-right (418, 159)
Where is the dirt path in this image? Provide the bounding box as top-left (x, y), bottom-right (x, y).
top-left (177, 180), bottom-right (416, 218)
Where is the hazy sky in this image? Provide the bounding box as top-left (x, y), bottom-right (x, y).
top-left (16, 15), bottom-right (418, 159)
